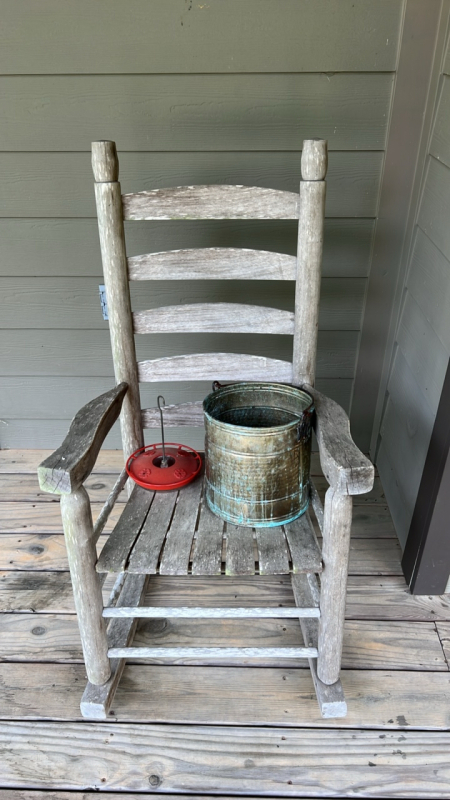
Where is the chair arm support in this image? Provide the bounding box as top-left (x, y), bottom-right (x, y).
top-left (37, 383), bottom-right (128, 495)
top-left (303, 384), bottom-right (374, 496)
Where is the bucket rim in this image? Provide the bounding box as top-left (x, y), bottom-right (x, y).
top-left (203, 381), bottom-right (314, 434)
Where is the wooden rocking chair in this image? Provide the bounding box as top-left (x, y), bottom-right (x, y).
top-left (38, 138), bottom-right (374, 719)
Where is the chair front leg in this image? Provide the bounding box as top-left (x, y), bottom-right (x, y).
top-left (317, 486), bottom-right (352, 685)
top-left (60, 486), bottom-right (111, 685)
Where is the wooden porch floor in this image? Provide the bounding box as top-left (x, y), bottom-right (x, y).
top-left (1, 449), bottom-right (450, 798)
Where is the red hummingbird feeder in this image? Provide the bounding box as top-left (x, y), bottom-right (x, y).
top-left (126, 396), bottom-right (202, 491)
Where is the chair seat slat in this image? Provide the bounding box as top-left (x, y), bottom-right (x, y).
top-left (127, 491), bottom-right (179, 574)
top-left (123, 185), bottom-right (299, 220)
top-left (133, 303), bottom-right (294, 335)
top-left (128, 248), bottom-right (296, 281)
top-left (159, 471), bottom-right (204, 575)
top-left (137, 353), bottom-right (293, 383)
top-left (191, 499), bottom-right (224, 576)
top-left (225, 524), bottom-right (256, 576)
top-left (96, 485), bottom-right (153, 573)
top-left (255, 526), bottom-right (291, 575)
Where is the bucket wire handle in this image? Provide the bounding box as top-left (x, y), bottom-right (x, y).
top-left (157, 395), bottom-right (168, 468)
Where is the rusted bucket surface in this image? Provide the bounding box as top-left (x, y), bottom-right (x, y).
top-left (203, 382), bottom-right (314, 527)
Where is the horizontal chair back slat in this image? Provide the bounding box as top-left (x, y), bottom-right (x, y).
top-left (137, 352), bottom-right (293, 383)
top-left (128, 248), bottom-right (296, 281)
top-left (133, 303), bottom-right (294, 335)
top-left (141, 400), bottom-right (203, 429)
top-left (122, 185), bottom-right (299, 220)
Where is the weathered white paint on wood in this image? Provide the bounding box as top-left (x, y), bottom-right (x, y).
top-left (306, 385), bottom-right (374, 495)
top-left (292, 141), bottom-right (327, 385)
top-left (96, 485), bottom-right (153, 573)
top-left (141, 401), bottom-right (204, 429)
top-left (284, 513), bottom-right (323, 573)
top-left (138, 353), bottom-right (293, 383)
top-left (127, 491), bottom-right (178, 574)
top-left (191, 500), bottom-right (224, 576)
top-left (133, 303), bottom-right (294, 335)
top-left (102, 606), bottom-right (320, 619)
top-left (225, 525), bottom-right (256, 576)
top-left (123, 185), bottom-right (299, 220)
top-left (60, 487), bottom-right (110, 685)
top-left (80, 573), bottom-right (147, 719)
top-left (92, 141), bottom-right (143, 467)
top-left (92, 467), bottom-right (128, 544)
top-left (317, 488), bottom-right (353, 685)
top-left (255, 526), bottom-right (291, 575)
top-left (310, 481), bottom-right (324, 533)
top-left (158, 473), bottom-right (204, 575)
top-left (37, 383), bottom-right (127, 495)
top-left (128, 248), bottom-right (297, 281)
top-left (292, 573), bottom-right (347, 718)
top-left (108, 645), bottom-right (318, 659)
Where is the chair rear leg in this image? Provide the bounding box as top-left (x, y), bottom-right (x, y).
top-left (60, 486), bottom-right (111, 685)
top-left (317, 487), bottom-right (352, 685)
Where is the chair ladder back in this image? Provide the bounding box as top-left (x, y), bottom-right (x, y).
top-left (292, 139), bottom-right (327, 387)
top-left (92, 141), bottom-right (144, 464)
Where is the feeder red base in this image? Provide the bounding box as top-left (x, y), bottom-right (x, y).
top-left (126, 443), bottom-right (202, 491)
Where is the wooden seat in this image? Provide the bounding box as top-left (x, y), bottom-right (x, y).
top-left (95, 469), bottom-right (323, 577)
top-left (38, 138), bottom-right (374, 721)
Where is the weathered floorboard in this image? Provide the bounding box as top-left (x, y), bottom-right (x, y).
top-left (2, 614), bottom-right (445, 671)
top-left (1, 720), bottom-right (450, 795)
top-left (4, 572), bottom-right (449, 622)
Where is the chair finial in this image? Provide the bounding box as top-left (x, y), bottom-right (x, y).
top-left (91, 141), bottom-right (119, 183)
top-left (301, 139), bottom-right (328, 181)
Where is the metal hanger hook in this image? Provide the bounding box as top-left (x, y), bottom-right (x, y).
top-left (157, 395), bottom-right (168, 467)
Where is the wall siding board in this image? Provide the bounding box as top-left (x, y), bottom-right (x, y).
top-left (1, 74), bottom-right (393, 153)
top-left (377, 442), bottom-right (414, 550)
top-left (0, 378), bottom-right (352, 450)
top-left (429, 75), bottom-right (450, 168)
top-left (417, 156), bottom-right (450, 261)
top-left (0, 0), bottom-right (402, 75)
top-left (0, 277), bottom-right (366, 332)
top-left (380, 397), bottom-right (432, 515)
top-left (0, 152), bottom-right (382, 219)
top-left (408, 227), bottom-right (450, 353)
top-left (396, 292), bottom-right (449, 419)
top-left (0, 218), bottom-right (376, 279)
top-left (0, 330), bottom-right (358, 379)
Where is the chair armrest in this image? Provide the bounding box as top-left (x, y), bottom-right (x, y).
top-left (37, 383), bottom-right (128, 495)
top-left (303, 384), bottom-right (374, 496)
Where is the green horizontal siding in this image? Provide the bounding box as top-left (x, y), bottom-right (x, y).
top-left (1, 1), bottom-right (402, 449)
top-left (0, 218), bottom-right (375, 279)
top-left (0, 376), bottom-right (354, 421)
top-left (1, 74), bottom-right (393, 152)
top-left (0, 277), bottom-right (366, 331)
top-left (0, 377), bottom-right (352, 450)
top-left (0, 329), bottom-right (358, 378)
top-left (0, 151), bottom-right (383, 218)
top-left (0, 1), bottom-right (402, 75)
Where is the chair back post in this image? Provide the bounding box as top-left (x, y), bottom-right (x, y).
top-left (292, 139), bottom-right (328, 387)
top-left (92, 141), bottom-right (144, 465)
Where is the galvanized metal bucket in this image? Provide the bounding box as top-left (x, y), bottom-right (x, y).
top-left (203, 382), bottom-right (314, 527)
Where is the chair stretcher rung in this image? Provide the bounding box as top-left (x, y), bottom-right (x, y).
top-left (108, 646), bottom-right (318, 659)
top-left (103, 606), bottom-right (320, 619)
